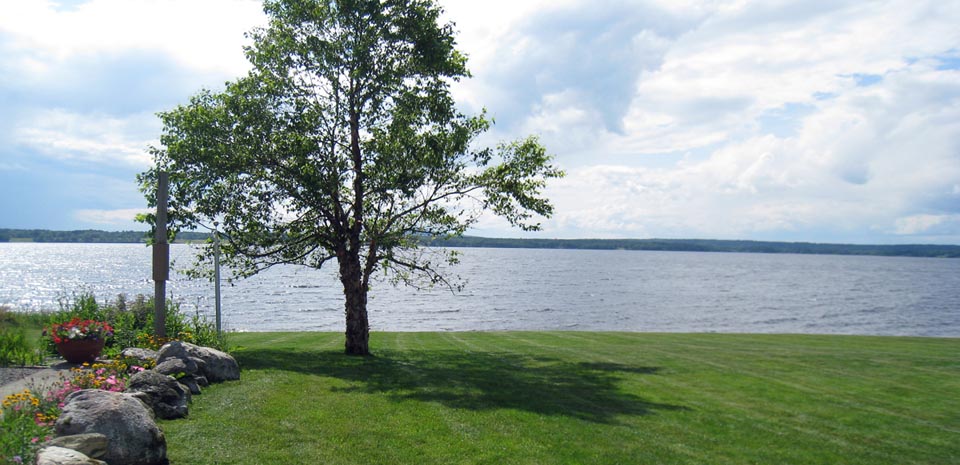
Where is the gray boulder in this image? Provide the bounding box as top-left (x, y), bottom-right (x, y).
top-left (120, 348), bottom-right (159, 366)
top-left (55, 389), bottom-right (167, 465)
top-left (45, 434), bottom-right (108, 459)
top-left (126, 370), bottom-right (191, 419)
top-left (154, 358), bottom-right (194, 377)
top-left (36, 446), bottom-right (106, 465)
top-left (158, 341), bottom-right (239, 383)
top-left (153, 357), bottom-right (203, 394)
top-left (179, 376), bottom-right (202, 395)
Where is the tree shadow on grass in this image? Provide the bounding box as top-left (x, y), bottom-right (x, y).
top-left (234, 347), bottom-right (687, 424)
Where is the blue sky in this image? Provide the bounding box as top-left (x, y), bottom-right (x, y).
top-left (1, 0), bottom-right (959, 244)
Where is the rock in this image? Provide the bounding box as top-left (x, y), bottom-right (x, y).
top-left (36, 446), bottom-right (106, 465)
top-left (120, 348), bottom-right (159, 365)
top-left (55, 389), bottom-right (167, 465)
top-left (154, 358), bottom-right (194, 377)
top-left (153, 357), bottom-right (204, 394)
top-left (193, 345), bottom-right (239, 382)
top-left (158, 341), bottom-right (239, 383)
top-left (45, 434), bottom-right (108, 459)
top-left (126, 370), bottom-right (191, 419)
top-left (180, 376), bottom-right (202, 395)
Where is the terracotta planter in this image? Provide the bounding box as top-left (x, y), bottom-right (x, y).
top-left (55, 339), bottom-right (106, 364)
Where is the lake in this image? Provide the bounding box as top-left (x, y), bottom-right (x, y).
top-left (1, 243), bottom-right (958, 336)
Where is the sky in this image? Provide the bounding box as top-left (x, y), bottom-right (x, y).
top-left (1, 0), bottom-right (959, 244)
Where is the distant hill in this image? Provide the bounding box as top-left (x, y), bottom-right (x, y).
top-left (425, 236), bottom-right (960, 258)
top-left (2, 229), bottom-right (957, 258)
top-left (0, 229), bottom-right (209, 244)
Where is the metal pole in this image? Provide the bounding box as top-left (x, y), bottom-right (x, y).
top-left (153, 171), bottom-right (169, 338)
top-left (214, 230), bottom-right (222, 335)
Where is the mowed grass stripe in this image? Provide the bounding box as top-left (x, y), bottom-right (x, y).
top-left (642, 334), bottom-right (960, 435)
top-left (470, 331), bottom-right (931, 464)
top-left (435, 332), bottom-right (717, 464)
top-left (552, 332), bottom-right (958, 422)
top-left (496, 333), bottom-right (952, 462)
top-left (162, 332), bottom-right (959, 465)
top-left (510, 332), bottom-right (958, 462)
top-left (532, 332), bottom-right (899, 461)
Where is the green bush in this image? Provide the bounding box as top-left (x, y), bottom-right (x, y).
top-left (0, 306), bottom-right (45, 367)
top-left (0, 305), bottom-right (14, 326)
top-left (45, 293), bottom-right (228, 357)
top-left (0, 327), bottom-right (44, 367)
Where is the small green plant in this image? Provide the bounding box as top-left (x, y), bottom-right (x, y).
top-left (0, 327), bottom-right (44, 367)
top-left (0, 305), bottom-right (14, 326)
top-left (0, 306), bottom-right (46, 367)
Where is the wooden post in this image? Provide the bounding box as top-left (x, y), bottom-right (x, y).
top-left (153, 171), bottom-right (169, 338)
top-left (214, 230), bottom-right (222, 335)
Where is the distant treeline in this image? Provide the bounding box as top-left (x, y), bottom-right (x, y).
top-left (2, 229), bottom-right (958, 258)
top-left (425, 236), bottom-right (960, 258)
top-left (0, 229), bottom-right (209, 244)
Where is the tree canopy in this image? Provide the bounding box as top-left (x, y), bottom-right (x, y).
top-left (139, 0), bottom-right (563, 354)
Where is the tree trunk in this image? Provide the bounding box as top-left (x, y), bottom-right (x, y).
top-left (339, 252), bottom-right (370, 356)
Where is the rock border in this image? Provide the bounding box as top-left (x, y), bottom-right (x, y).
top-left (36, 342), bottom-right (239, 465)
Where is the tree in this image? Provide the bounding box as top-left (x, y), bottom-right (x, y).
top-left (139, 0), bottom-right (563, 355)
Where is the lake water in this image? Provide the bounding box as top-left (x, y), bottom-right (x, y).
top-left (1, 243), bottom-right (958, 336)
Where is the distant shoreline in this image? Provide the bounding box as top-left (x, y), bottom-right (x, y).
top-left (0, 228), bottom-right (207, 244)
top-left (1, 228), bottom-right (958, 258)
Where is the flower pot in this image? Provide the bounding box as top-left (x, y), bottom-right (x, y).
top-left (55, 339), bottom-right (106, 364)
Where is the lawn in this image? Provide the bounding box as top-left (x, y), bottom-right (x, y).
top-left (161, 332), bottom-right (959, 464)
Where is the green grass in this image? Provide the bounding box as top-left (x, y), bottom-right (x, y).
top-left (161, 332), bottom-right (959, 464)
top-left (0, 307), bottom-right (46, 366)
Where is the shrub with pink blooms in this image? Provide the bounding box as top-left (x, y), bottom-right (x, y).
top-left (45, 359), bottom-right (145, 409)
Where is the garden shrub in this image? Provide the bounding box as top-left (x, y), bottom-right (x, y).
top-left (46, 293), bottom-right (228, 356)
top-left (0, 327), bottom-right (44, 367)
top-left (0, 307), bottom-right (44, 367)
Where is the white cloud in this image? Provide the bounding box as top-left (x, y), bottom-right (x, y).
top-left (12, 109), bottom-right (156, 166)
top-left (2, 0), bottom-right (958, 242)
top-left (0, 162), bottom-right (27, 172)
top-left (451, 0), bottom-right (960, 243)
top-left (0, 0), bottom-right (265, 77)
top-left (894, 214), bottom-right (947, 235)
top-left (615, 0), bottom-right (960, 155)
top-left (74, 208), bottom-right (149, 226)
top-left (519, 55), bottom-right (960, 242)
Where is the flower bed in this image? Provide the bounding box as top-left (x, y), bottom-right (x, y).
top-left (0, 359), bottom-right (148, 463)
